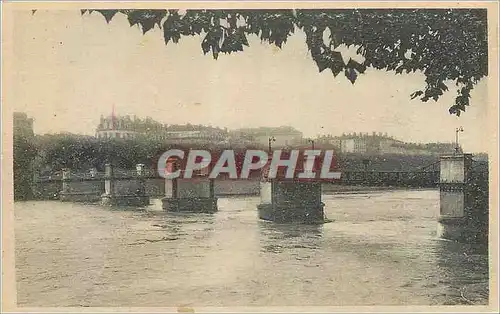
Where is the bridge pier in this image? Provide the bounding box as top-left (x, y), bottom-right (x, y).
top-left (437, 153), bottom-right (486, 242)
top-left (101, 163), bottom-right (150, 207)
top-left (256, 151), bottom-right (326, 224)
top-left (59, 168), bottom-right (71, 201)
top-left (162, 177), bottom-right (217, 213)
top-left (257, 180), bottom-right (325, 224)
top-left (161, 159), bottom-right (217, 213)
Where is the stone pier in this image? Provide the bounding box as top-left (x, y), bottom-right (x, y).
top-left (437, 153), bottom-right (486, 242)
top-left (257, 152), bottom-right (326, 224)
top-left (161, 159), bottom-right (217, 213)
top-left (101, 163), bottom-right (150, 207)
top-left (60, 168), bottom-right (70, 199)
top-left (162, 177), bottom-right (217, 213)
top-left (257, 180), bottom-right (325, 224)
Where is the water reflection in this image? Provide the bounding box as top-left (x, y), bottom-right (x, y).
top-left (431, 239), bottom-right (489, 305)
top-left (132, 204), bottom-right (218, 244)
top-left (258, 221), bottom-right (323, 254)
top-left (258, 220), bottom-right (324, 238)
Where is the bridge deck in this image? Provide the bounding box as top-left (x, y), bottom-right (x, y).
top-left (35, 169), bottom-right (440, 187)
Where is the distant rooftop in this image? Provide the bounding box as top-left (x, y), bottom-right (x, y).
top-left (232, 126), bottom-right (303, 136)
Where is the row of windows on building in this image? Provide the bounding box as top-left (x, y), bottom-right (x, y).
top-left (96, 131), bottom-right (138, 139)
top-left (95, 130), bottom-right (228, 141)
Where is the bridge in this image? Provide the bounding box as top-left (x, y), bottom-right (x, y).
top-left (32, 160), bottom-right (442, 210)
top-left (31, 154), bottom-right (488, 243)
top-left (34, 161), bottom-right (441, 191)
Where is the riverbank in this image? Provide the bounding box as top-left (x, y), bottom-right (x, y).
top-left (321, 184), bottom-right (437, 194)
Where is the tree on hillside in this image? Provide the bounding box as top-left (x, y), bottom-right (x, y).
top-left (14, 135), bottom-right (38, 200)
top-left (63, 9), bottom-right (489, 116)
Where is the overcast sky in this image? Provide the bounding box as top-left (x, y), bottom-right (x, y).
top-left (11, 10), bottom-right (492, 152)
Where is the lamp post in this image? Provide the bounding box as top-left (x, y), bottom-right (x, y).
top-left (455, 126), bottom-right (464, 153)
top-left (362, 159), bottom-right (370, 183)
top-left (308, 139), bottom-right (315, 150)
top-left (268, 136), bottom-right (276, 154)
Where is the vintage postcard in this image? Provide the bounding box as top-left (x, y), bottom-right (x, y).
top-left (2, 1), bottom-right (499, 313)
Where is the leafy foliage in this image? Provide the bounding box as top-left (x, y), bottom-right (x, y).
top-left (76, 9), bottom-right (488, 115)
top-left (32, 133), bottom-right (259, 173)
top-left (34, 134), bottom-right (165, 171)
top-left (14, 135), bottom-right (38, 200)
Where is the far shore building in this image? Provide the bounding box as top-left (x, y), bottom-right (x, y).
top-left (95, 114), bottom-right (228, 143)
top-left (14, 112), bottom-right (34, 138)
top-left (164, 125), bottom-right (228, 144)
top-left (95, 115), bottom-right (140, 140)
top-left (230, 126), bottom-right (304, 148)
top-left (317, 132), bottom-right (456, 156)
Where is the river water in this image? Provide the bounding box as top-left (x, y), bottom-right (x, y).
top-left (14, 190), bottom-right (489, 307)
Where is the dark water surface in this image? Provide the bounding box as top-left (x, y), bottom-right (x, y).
top-left (14, 190), bottom-right (488, 307)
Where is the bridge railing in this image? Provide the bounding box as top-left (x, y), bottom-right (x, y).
top-left (34, 157), bottom-right (448, 187)
top-left (37, 173), bottom-right (63, 181)
top-left (35, 168), bottom-right (440, 187)
top-left (68, 172), bottom-right (106, 180)
top-left (415, 160), bottom-right (440, 172)
top-left (36, 168), bottom-right (159, 182)
top-left (338, 170), bottom-right (439, 187)
top-left (112, 169), bottom-right (141, 179)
